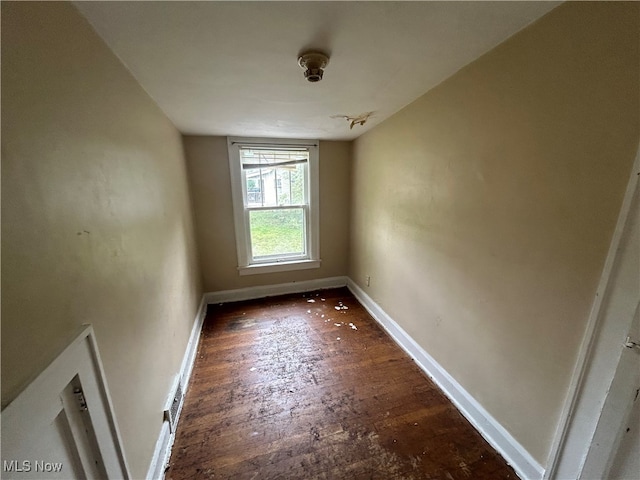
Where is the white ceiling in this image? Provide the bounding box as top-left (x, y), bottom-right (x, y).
top-left (75, 1), bottom-right (559, 141)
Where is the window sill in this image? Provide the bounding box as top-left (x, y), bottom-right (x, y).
top-left (238, 259), bottom-right (321, 276)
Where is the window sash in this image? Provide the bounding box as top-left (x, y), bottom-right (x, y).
top-left (242, 162), bottom-right (308, 208)
top-left (248, 206), bottom-right (309, 263)
top-left (241, 159), bottom-right (311, 263)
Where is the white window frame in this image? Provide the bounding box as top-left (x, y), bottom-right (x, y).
top-left (227, 137), bottom-right (321, 276)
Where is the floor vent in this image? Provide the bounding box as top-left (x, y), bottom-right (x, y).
top-left (164, 378), bottom-right (184, 433)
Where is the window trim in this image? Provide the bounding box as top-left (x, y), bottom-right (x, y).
top-left (227, 137), bottom-right (320, 276)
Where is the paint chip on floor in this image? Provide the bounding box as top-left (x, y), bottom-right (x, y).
top-left (169, 290), bottom-right (520, 479)
top-left (307, 299), bottom-right (316, 303)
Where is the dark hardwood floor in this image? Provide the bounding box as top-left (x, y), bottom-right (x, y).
top-left (166, 287), bottom-right (518, 480)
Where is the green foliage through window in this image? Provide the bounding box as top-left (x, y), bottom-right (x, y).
top-left (249, 208), bottom-right (305, 258)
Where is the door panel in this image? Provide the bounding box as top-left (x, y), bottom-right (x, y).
top-left (579, 181), bottom-right (640, 478)
top-left (1, 327), bottom-right (129, 480)
top-left (608, 304), bottom-right (640, 480)
top-left (609, 387), bottom-right (640, 479)
top-left (2, 395), bottom-right (87, 479)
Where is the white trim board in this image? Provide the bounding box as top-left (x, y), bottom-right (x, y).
top-left (346, 278), bottom-right (544, 480)
top-left (205, 276), bottom-right (348, 304)
top-left (146, 295), bottom-right (208, 480)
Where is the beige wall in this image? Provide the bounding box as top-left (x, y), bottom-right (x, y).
top-left (4, 0), bottom-right (637, 474)
top-left (184, 136), bottom-right (351, 291)
top-left (349, 2), bottom-right (639, 465)
top-left (1, 3), bottom-right (202, 478)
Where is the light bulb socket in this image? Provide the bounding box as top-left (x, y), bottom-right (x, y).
top-left (298, 51), bottom-right (330, 83)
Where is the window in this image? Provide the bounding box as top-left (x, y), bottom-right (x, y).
top-left (228, 137), bottom-right (320, 275)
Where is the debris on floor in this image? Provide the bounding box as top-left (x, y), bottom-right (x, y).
top-left (167, 288), bottom-right (519, 480)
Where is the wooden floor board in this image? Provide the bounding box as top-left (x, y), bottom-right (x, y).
top-left (166, 288), bottom-right (517, 479)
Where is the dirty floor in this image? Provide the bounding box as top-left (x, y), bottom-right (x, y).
top-left (166, 287), bottom-right (518, 480)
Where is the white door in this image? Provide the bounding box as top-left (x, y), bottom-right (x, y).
top-left (611, 400), bottom-right (640, 479)
top-left (1, 327), bottom-right (130, 480)
top-left (579, 179), bottom-right (640, 479)
top-left (547, 149), bottom-right (640, 480)
top-left (609, 384), bottom-right (640, 479)
top-left (608, 304), bottom-right (640, 479)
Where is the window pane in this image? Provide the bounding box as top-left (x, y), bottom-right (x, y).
top-left (249, 208), bottom-right (305, 259)
top-left (290, 164), bottom-right (305, 204)
top-left (242, 149), bottom-right (308, 208)
top-left (245, 169), bottom-right (263, 206)
top-left (245, 163), bottom-right (306, 208)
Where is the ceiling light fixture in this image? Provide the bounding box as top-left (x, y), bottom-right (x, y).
top-left (298, 51), bottom-right (330, 83)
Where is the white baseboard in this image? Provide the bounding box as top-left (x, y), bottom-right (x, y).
top-left (146, 278), bottom-right (347, 479)
top-left (179, 295), bottom-right (209, 390)
top-left (146, 295), bottom-right (208, 480)
top-left (346, 278), bottom-right (545, 480)
top-left (148, 278), bottom-right (542, 480)
top-left (147, 422), bottom-right (171, 480)
top-left (205, 276), bottom-right (348, 304)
